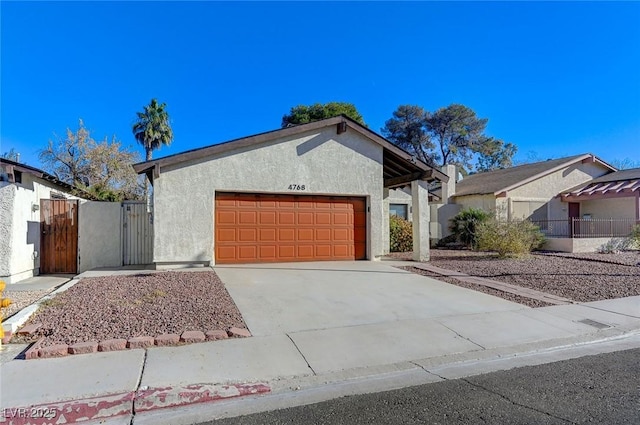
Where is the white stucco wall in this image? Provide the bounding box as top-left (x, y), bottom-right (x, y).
top-left (78, 201), bottom-right (123, 272)
top-left (153, 126), bottom-right (385, 265)
top-left (0, 174), bottom-right (79, 283)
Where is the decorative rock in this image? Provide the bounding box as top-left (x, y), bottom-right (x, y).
top-left (17, 323), bottom-right (42, 335)
top-left (39, 344), bottom-right (69, 358)
top-left (180, 330), bottom-right (206, 343)
top-left (68, 341), bottom-right (98, 355)
top-left (98, 338), bottom-right (128, 352)
top-left (227, 327), bottom-right (251, 338)
top-left (205, 330), bottom-right (228, 341)
top-left (155, 334), bottom-right (180, 346)
top-left (25, 337), bottom-right (44, 360)
top-left (127, 336), bottom-right (155, 349)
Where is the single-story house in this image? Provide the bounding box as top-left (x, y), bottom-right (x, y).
top-left (0, 159), bottom-right (137, 283)
top-left (133, 115), bottom-right (448, 266)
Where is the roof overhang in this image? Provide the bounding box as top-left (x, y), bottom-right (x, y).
top-left (561, 179), bottom-right (640, 202)
top-left (133, 115), bottom-right (449, 187)
top-left (0, 158), bottom-right (76, 192)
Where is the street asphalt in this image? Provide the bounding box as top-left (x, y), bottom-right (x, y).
top-left (207, 348), bottom-right (640, 425)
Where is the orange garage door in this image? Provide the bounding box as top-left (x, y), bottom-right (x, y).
top-left (215, 193), bottom-right (366, 264)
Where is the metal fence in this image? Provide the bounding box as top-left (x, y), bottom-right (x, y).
top-left (531, 219), bottom-right (639, 239)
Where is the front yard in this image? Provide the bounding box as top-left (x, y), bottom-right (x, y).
top-left (394, 249), bottom-right (640, 307)
top-left (12, 271), bottom-right (246, 348)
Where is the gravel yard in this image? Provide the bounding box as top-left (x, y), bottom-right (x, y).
top-left (3, 290), bottom-right (50, 319)
top-left (392, 249), bottom-right (640, 304)
top-left (12, 271), bottom-right (246, 347)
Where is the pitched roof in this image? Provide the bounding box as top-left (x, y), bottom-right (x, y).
top-left (0, 158), bottom-right (76, 191)
top-left (453, 154), bottom-right (616, 197)
top-left (561, 167), bottom-right (640, 200)
top-left (133, 115), bottom-right (448, 185)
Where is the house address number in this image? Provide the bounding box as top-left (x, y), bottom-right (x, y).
top-left (288, 184), bottom-right (306, 191)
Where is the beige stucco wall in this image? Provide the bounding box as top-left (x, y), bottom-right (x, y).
top-left (78, 201), bottom-right (123, 272)
top-left (544, 237), bottom-right (622, 253)
top-left (153, 126), bottom-right (387, 265)
top-left (388, 188), bottom-right (412, 221)
top-left (579, 198), bottom-right (636, 220)
top-left (0, 174), bottom-right (80, 283)
top-left (453, 194), bottom-right (497, 213)
top-left (509, 162), bottom-right (610, 220)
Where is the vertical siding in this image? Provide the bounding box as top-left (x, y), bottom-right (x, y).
top-left (123, 202), bottom-right (153, 265)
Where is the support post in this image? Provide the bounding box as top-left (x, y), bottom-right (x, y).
top-left (411, 180), bottom-right (430, 262)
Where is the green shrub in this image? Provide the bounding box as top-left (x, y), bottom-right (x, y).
top-left (448, 208), bottom-right (491, 249)
top-left (476, 219), bottom-right (545, 258)
top-left (390, 215), bottom-right (413, 252)
top-left (630, 224), bottom-right (640, 250)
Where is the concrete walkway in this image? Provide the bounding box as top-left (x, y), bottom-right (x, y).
top-left (1, 263), bottom-right (640, 425)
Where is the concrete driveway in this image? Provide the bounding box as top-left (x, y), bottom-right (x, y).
top-left (215, 261), bottom-right (524, 337)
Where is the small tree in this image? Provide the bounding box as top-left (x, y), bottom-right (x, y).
top-left (389, 215), bottom-right (413, 252)
top-left (449, 208), bottom-right (491, 249)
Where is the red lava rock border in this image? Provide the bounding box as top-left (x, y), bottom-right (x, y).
top-left (24, 327), bottom-right (250, 360)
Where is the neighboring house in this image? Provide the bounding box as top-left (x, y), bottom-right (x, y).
top-left (450, 154), bottom-right (616, 223)
top-left (133, 115), bottom-right (448, 266)
top-left (0, 159), bottom-right (139, 283)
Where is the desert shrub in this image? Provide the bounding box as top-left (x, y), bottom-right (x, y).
top-left (476, 219), bottom-right (545, 258)
top-left (448, 208), bottom-right (491, 249)
top-left (390, 215), bottom-right (413, 252)
top-left (629, 225), bottom-right (640, 250)
top-left (598, 238), bottom-right (631, 254)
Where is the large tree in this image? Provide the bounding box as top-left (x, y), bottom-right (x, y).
top-left (382, 103), bottom-right (516, 173)
top-left (381, 105), bottom-right (435, 165)
top-left (132, 98), bottom-right (174, 161)
top-left (281, 102), bottom-right (365, 127)
top-left (425, 104), bottom-right (489, 170)
top-left (475, 137), bottom-right (518, 172)
top-left (39, 120), bottom-right (143, 200)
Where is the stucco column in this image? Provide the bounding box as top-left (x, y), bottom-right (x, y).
top-left (411, 180), bottom-right (430, 262)
top-left (382, 188), bottom-right (390, 255)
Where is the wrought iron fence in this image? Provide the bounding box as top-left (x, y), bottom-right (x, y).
top-left (531, 219), bottom-right (640, 239)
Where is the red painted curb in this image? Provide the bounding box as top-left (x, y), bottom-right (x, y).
top-left (134, 382), bottom-right (271, 412)
top-left (0, 391), bottom-right (134, 425)
top-left (1, 382), bottom-right (270, 424)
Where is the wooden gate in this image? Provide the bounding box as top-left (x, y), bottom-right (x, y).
top-left (40, 199), bottom-right (79, 274)
top-left (122, 201), bottom-right (153, 265)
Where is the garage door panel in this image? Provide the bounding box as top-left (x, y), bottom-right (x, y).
top-left (316, 212), bottom-right (331, 225)
top-left (217, 211), bottom-right (236, 225)
top-left (259, 211), bottom-right (277, 225)
top-left (217, 228), bottom-right (236, 242)
top-left (238, 246), bottom-right (257, 260)
top-left (298, 228), bottom-right (314, 241)
top-left (259, 245), bottom-right (277, 260)
top-left (215, 193), bottom-right (366, 264)
top-left (238, 228), bottom-right (257, 242)
top-left (239, 211), bottom-right (257, 224)
top-left (279, 212), bottom-right (295, 225)
top-left (278, 245), bottom-right (296, 258)
top-left (298, 212), bottom-right (314, 225)
top-left (260, 228), bottom-right (277, 241)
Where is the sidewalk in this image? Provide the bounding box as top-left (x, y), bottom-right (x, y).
top-left (1, 266), bottom-right (640, 425)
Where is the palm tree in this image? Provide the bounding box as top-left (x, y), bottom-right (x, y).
top-left (132, 99), bottom-right (174, 161)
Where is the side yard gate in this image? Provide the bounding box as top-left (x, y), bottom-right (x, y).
top-left (122, 201), bottom-right (153, 265)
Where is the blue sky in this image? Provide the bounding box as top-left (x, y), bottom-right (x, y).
top-left (2, 1), bottom-right (639, 169)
